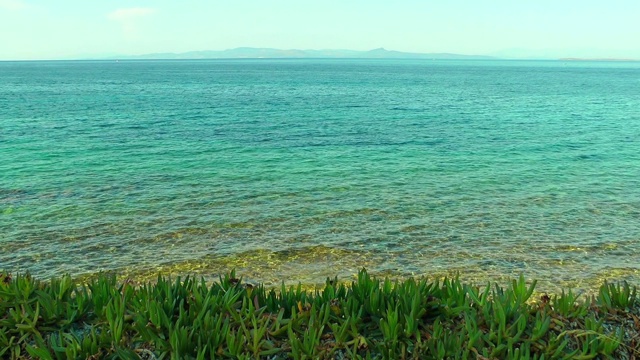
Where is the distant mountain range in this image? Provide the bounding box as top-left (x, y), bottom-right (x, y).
top-left (110, 47), bottom-right (496, 60)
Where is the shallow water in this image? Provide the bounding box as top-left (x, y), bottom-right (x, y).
top-left (1, 59), bottom-right (640, 292)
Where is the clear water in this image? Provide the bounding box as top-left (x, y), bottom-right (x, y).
top-left (2, 59), bottom-right (640, 291)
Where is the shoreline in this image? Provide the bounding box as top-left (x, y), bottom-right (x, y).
top-left (15, 255), bottom-right (639, 299)
top-left (67, 258), bottom-right (640, 303)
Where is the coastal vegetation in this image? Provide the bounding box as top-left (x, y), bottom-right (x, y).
top-left (0, 269), bottom-right (638, 359)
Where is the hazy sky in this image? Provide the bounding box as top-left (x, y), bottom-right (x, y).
top-left (1, 0), bottom-right (639, 60)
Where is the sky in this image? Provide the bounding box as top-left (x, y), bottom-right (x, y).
top-left (1, 0), bottom-right (639, 60)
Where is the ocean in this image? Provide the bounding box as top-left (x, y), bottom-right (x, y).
top-left (1, 59), bottom-right (639, 291)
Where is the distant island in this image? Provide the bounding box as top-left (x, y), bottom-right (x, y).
top-left (99, 48), bottom-right (640, 62)
top-left (108, 47), bottom-right (496, 60)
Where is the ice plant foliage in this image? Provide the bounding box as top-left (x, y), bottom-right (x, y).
top-left (0, 270), bottom-right (638, 359)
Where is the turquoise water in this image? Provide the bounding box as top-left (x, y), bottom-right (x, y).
top-left (2, 59), bottom-right (640, 290)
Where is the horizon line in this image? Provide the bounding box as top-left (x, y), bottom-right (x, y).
top-left (2, 47), bottom-right (639, 62)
